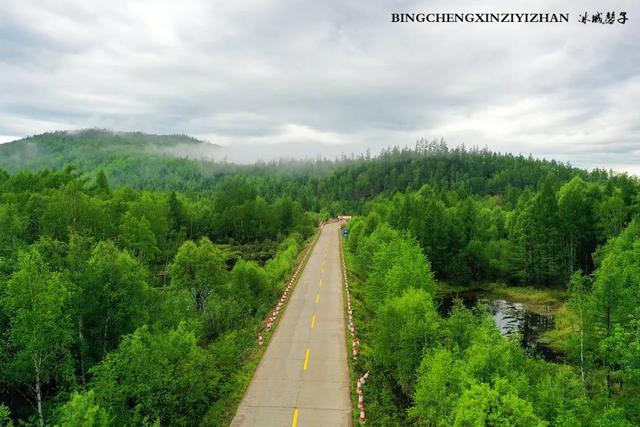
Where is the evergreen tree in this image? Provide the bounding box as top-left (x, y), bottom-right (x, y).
top-left (95, 170), bottom-right (110, 196)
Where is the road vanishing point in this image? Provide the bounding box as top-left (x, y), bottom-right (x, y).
top-left (231, 222), bottom-right (351, 426)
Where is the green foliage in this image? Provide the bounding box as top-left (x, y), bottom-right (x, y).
top-left (1, 249), bottom-right (74, 426)
top-left (372, 288), bottom-right (440, 394)
top-left (597, 191), bottom-right (627, 240)
top-left (264, 234), bottom-right (301, 282)
top-left (0, 404), bottom-right (13, 427)
top-left (601, 314), bottom-right (640, 385)
top-left (126, 193), bottom-right (170, 249)
top-left (533, 368), bottom-right (588, 425)
top-left (0, 204), bottom-right (26, 275)
top-left (452, 381), bottom-right (544, 427)
top-left (584, 220), bottom-right (640, 394)
top-left (90, 324), bottom-right (219, 426)
top-left (366, 228), bottom-right (436, 309)
top-left (444, 299), bottom-right (477, 352)
top-left (348, 213), bottom-right (640, 426)
top-left (54, 390), bottom-right (109, 427)
top-left (229, 259), bottom-right (277, 316)
top-left (410, 305), bottom-right (591, 426)
top-left (592, 405), bottom-right (634, 427)
top-left (171, 238), bottom-right (228, 311)
top-left (201, 296), bottom-right (244, 341)
top-left (80, 241), bottom-right (151, 363)
top-left (95, 170), bottom-right (110, 196)
top-left (0, 163), bottom-right (316, 425)
top-left (411, 348), bottom-right (466, 425)
top-left (119, 212), bottom-right (158, 264)
top-left (343, 164), bottom-right (638, 287)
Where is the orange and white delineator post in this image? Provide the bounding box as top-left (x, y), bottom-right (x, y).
top-left (341, 222), bottom-right (369, 425)
top-left (356, 371), bottom-right (370, 424)
top-left (258, 224), bottom-right (318, 345)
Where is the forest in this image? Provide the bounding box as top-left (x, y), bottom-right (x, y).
top-left (338, 144), bottom-right (640, 425)
top-left (0, 165), bottom-right (317, 426)
top-left (1, 132), bottom-right (640, 425)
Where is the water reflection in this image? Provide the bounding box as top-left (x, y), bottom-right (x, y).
top-left (439, 293), bottom-right (562, 362)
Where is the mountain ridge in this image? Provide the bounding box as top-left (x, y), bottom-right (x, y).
top-left (0, 129), bottom-right (223, 189)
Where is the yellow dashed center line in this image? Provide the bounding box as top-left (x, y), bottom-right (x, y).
top-left (319, 279), bottom-right (323, 287)
top-left (311, 314), bottom-right (316, 329)
top-left (303, 349), bottom-right (310, 370)
top-left (315, 293), bottom-right (320, 304)
top-left (291, 408), bottom-right (299, 427)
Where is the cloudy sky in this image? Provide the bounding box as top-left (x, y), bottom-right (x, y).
top-left (1, 1), bottom-right (639, 170)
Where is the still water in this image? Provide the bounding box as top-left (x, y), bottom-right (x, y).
top-left (438, 292), bottom-right (562, 362)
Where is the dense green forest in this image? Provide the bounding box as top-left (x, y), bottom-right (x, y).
top-left (337, 145), bottom-right (640, 425)
top-left (0, 166), bottom-right (317, 425)
top-left (1, 131), bottom-right (640, 425)
top-left (0, 131), bottom-right (622, 201)
top-left (344, 212), bottom-right (640, 425)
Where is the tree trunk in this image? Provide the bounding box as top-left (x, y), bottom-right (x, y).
top-left (78, 317), bottom-right (87, 390)
top-left (34, 358), bottom-right (44, 427)
top-left (579, 301), bottom-right (585, 385)
top-left (102, 313), bottom-right (111, 357)
top-left (606, 281), bottom-right (612, 395)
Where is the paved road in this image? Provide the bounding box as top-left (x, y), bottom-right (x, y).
top-left (231, 222), bottom-right (351, 427)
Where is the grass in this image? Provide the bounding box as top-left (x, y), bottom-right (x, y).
top-left (438, 281), bottom-right (487, 294)
top-left (538, 304), bottom-right (575, 353)
top-left (439, 282), bottom-right (567, 307)
top-left (485, 283), bottom-right (567, 307)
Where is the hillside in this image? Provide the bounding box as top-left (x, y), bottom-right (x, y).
top-left (0, 131), bottom-right (634, 203)
top-left (0, 129), bottom-right (223, 189)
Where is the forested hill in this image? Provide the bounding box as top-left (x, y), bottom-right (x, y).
top-left (0, 132), bottom-right (634, 202)
top-left (0, 129), bottom-right (222, 189)
top-left (317, 142), bottom-right (588, 200)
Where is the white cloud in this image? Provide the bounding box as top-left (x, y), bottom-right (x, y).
top-left (0, 0), bottom-right (638, 171)
top-left (0, 136), bottom-right (20, 144)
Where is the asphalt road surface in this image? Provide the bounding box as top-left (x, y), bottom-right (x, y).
top-left (231, 222), bottom-right (351, 427)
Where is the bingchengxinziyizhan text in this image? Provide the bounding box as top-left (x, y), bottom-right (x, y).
top-left (390, 12), bottom-right (629, 24)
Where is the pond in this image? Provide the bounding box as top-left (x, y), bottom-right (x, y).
top-left (438, 292), bottom-right (563, 362)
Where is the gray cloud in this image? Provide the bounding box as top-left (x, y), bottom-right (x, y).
top-left (0, 0), bottom-right (639, 171)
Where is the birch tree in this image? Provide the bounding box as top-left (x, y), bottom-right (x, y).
top-left (2, 250), bottom-right (73, 426)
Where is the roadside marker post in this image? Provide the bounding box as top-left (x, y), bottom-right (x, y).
top-left (340, 219), bottom-right (371, 425)
top-left (257, 222), bottom-right (322, 352)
